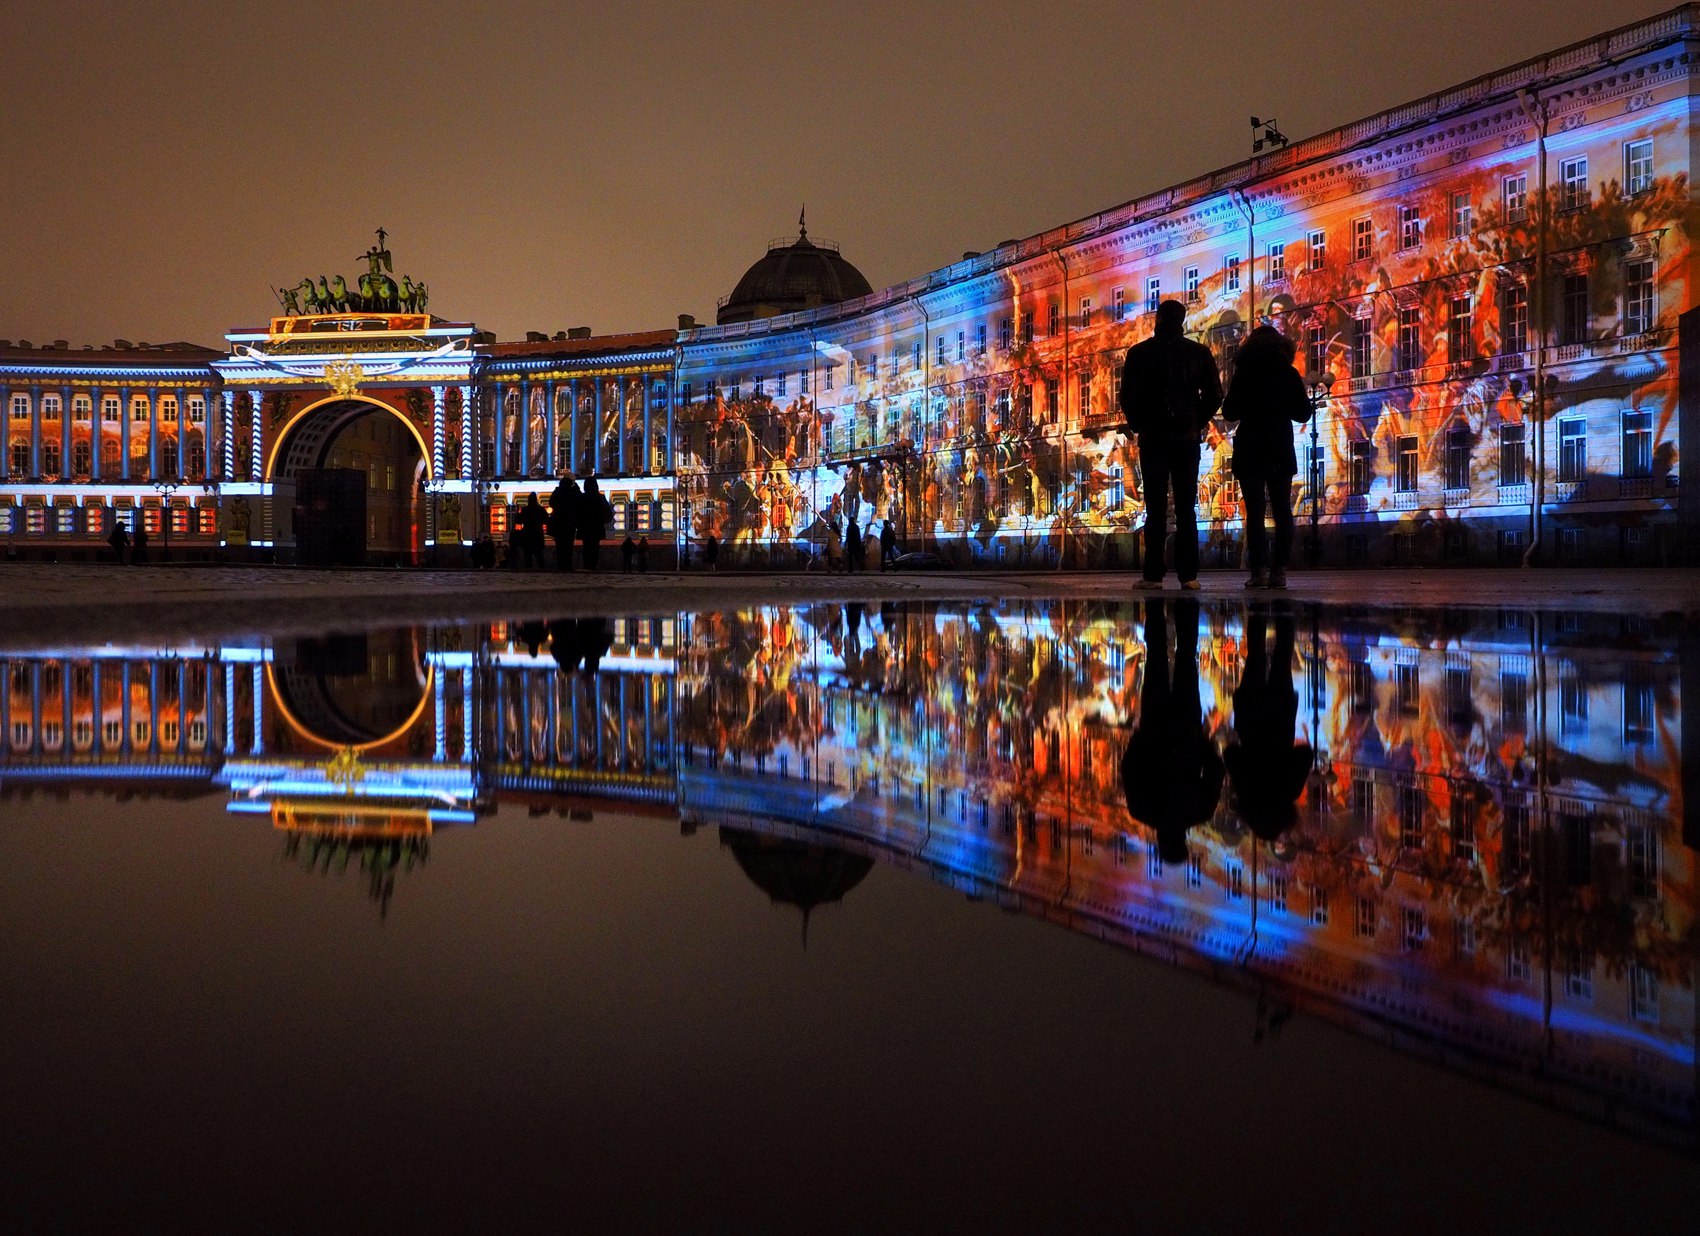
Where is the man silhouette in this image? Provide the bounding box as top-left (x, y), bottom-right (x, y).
top-left (1224, 603), bottom-right (1315, 843)
top-left (1119, 300), bottom-right (1223, 590)
top-left (1120, 596), bottom-right (1224, 862)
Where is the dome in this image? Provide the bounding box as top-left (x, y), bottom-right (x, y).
top-left (717, 221), bottom-right (874, 325)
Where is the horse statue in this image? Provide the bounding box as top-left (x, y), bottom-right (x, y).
top-left (317, 276), bottom-right (335, 313)
top-left (328, 275), bottom-right (353, 312)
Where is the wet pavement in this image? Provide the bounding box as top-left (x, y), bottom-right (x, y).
top-left (2, 593), bottom-right (1697, 1233)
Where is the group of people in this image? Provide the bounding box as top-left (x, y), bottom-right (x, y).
top-left (824, 517), bottom-right (898, 573)
top-left (105, 519), bottom-right (148, 565)
top-left (1118, 300), bottom-right (1313, 590)
top-left (1120, 596), bottom-right (1314, 862)
top-left (487, 474), bottom-right (623, 571)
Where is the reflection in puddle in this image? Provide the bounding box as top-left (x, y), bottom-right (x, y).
top-left (2, 599), bottom-right (1695, 1149)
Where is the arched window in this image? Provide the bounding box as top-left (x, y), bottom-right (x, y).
top-left (9, 440), bottom-right (29, 477)
top-left (42, 441), bottom-right (61, 476)
top-left (187, 437), bottom-right (205, 479)
top-left (72, 440), bottom-right (91, 475)
top-left (102, 439), bottom-right (121, 472)
top-left (161, 437), bottom-right (180, 477)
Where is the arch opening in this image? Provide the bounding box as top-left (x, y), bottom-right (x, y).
top-left (269, 396), bottom-right (427, 566)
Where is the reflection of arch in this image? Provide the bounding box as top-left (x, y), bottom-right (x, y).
top-left (265, 394), bottom-right (433, 481)
top-left (265, 646), bottom-right (435, 754)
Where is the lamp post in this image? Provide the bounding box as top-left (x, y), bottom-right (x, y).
top-left (152, 478), bottom-right (179, 562)
top-left (878, 436), bottom-right (917, 555)
top-left (1306, 377), bottom-right (1333, 568)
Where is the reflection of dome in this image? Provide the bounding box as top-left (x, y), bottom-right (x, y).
top-left (717, 222), bottom-right (874, 325)
top-left (719, 827), bottom-right (874, 943)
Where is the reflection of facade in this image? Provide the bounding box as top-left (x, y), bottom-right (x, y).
top-left (3, 8), bottom-right (1695, 565)
top-left (3, 601), bottom-right (1694, 1145)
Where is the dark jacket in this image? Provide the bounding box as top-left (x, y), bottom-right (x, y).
top-left (1221, 326), bottom-right (1312, 479)
top-left (578, 478), bottom-right (613, 538)
top-left (514, 498), bottom-right (547, 548)
top-left (547, 480), bottom-right (581, 540)
top-left (1119, 322), bottom-right (1223, 443)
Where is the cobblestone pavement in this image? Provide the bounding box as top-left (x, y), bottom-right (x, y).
top-left (0, 562), bottom-right (1696, 645)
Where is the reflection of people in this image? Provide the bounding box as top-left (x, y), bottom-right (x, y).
top-left (1118, 300), bottom-right (1223, 590)
top-left (1224, 604), bottom-right (1314, 841)
top-left (1223, 325), bottom-right (1312, 589)
top-left (1120, 596), bottom-right (1224, 862)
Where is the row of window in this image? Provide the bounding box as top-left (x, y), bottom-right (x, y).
top-left (0, 503), bottom-right (215, 536)
top-left (7, 436), bottom-right (207, 479)
top-left (7, 393), bottom-right (209, 424)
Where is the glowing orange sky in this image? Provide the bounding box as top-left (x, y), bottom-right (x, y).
top-left (0, 0), bottom-right (1670, 349)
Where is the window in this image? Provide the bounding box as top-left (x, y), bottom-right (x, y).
top-left (1503, 172), bottom-right (1528, 222)
top-left (1395, 306), bottom-right (1421, 372)
top-left (1112, 288), bottom-right (1125, 323)
top-left (1349, 440), bottom-right (1373, 495)
top-left (1499, 423), bottom-right (1526, 487)
top-left (1403, 907), bottom-right (1426, 952)
top-left (1623, 138), bottom-right (1653, 196)
top-left (1398, 205), bottom-right (1421, 250)
top-left (1145, 277), bottom-right (1160, 315)
top-left (1631, 964), bottom-right (1659, 1023)
top-left (1355, 897), bottom-right (1376, 939)
top-left (1627, 825), bottom-right (1659, 901)
top-left (72, 395), bottom-right (91, 422)
top-left (72, 439), bottom-right (90, 474)
top-left (102, 395), bottom-right (119, 421)
top-left (102, 439), bottom-right (120, 472)
top-left (1311, 890), bottom-right (1330, 926)
top-left (1507, 938), bottom-right (1532, 982)
top-left (42, 395), bottom-right (61, 422)
top-left (1352, 216), bottom-right (1373, 262)
top-left (131, 397), bottom-right (148, 422)
top-left (9, 393), bottom-right (28, 419)
top-left (160, 396), bottom-right (178, 425)
top-left (1501, 283), bottom-right (1528, 355)
top-left (1452, 790), bottom-right (1476, 863)
top-left (1448, 293), bottom-right (1473, 364)
top-left (43, 441), bottom-right (60, 475)
top-left (188, 396), bottom-right (206, 425)
top-left (1350, 315), bottom-right (1372, 378)
top-left (1046, 383), bottom-right (1059, 423)
top-left (913, 341), bottom-right (923, 370)
top-left (1621, 408), bottom-right (1652, 478)
top-left (1557, 417), bottom-right (1586, 482)
top-left (1077, 299), bottom-right (1091, 329)
top-left (1077, 373), bottom-right (1091, 415)
top-left (1048, 303), bottom-right (1060, 336)
top-left (1564, 949), bottom-right (1593, 1001)
top-left (1450, 191), bottom-right (1472, 238)
top-left (1623, 258), bottom-right (1655, 336)
top-left (1445, 426), bottom-right (1471, 490)
top-left (1624, 671), bottom-right (1655, 745)
top-left (999, 317), bottom-right (1013, 349)
top-left (1270, 876), bottom-right (1288, 914)
top-left (1502, 670), bottom-right (1529, 731)
top-left (1223, 255), bottom-right (1241, 293)
top-left (1306, 228), bottom-right (1326, 271)
top-left (1561, 272), bottom-right (1589, 345)
top-left (1395, 435), bottom-right (1419, 492)
top-left (1184, 265), bottom-right (1200, 303)
top-left (956, 330), bottom-right (966, 361)
top-left (1560, 156), bottom-right (1589, 211)
top-left (936, 336), bottom-right (947, 366)
top-left (1268, 241), bottom-right (1285, 283)
top-left (1308, 330), bottom-right (1329, 379)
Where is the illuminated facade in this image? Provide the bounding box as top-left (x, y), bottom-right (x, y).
top-left (1, 6), bottom-right (1695, 565)
top-left (2, 600), bottom-right (1695, 1145)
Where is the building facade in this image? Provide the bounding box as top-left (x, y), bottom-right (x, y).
top-left (2, 6), bottom-right (1695, 566)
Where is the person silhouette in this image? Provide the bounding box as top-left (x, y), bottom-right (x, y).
top-left (1224, 603), bottom-right (1315, 843)
top-left (1120, 595), bottom-right (1224, 863)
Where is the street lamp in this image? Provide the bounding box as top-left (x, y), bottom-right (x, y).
top-left (152, 478), bottom-right (180, 562)
top-left (1306, 377), bottom-right (1333, 568)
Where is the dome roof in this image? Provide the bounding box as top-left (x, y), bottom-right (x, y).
top-left (718, 222), bottom-right (873, 325)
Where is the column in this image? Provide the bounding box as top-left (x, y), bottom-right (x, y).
top-left (460, 386), bottom-right (474, 481)
top-left (147, 662), bottom-right (161, 755)
top-left (223, 663), bottom-right (236, 754)
top-left (641, 375), bottom-right (654, 476)
top-left (28, 388), bottom-right (41, 478)
top-left (666, 376), bottom-right (676, 474)
top-left (491, 385), bottom-right (505, 478)
top-left (175, 386), bottom-right (190, 478)
top-left (521, 380), bottom-right (535, 479)
top-left (119, 388), bottom-right (132, 481)
top-left (457, 668), bottom-right (471, 760)
top-left (592, 380), bottom-right (604, 475)
top-left (248, 391), bottom-right (263, 480)
top-left (0, 657), bottom-right (10, 755)
top-left (521, 672), bottom-right (533, 771)
top-left (90, 387), bottom-right (104, 481)
top-left (30, 664), bottom-right (43, 756)
top-left (568, 379), bottom-right (581, 475)
top-left (202, 656), bottom-right (216, 758)
top-left (616, 377), bottom-right (629, 474)
top-left (120, 663), bottom-right (133, 755)
top-left (545, 381), bottom-right (558, 477)
top-left (60, 385), bottom-right (74, 480)
top-left (90, 661), bottom-right (104, 756)
top-left (176, 660), bottom-right (188, 755)
top-left (62, 662), bottom-right (74, 759)
top-left (644, 675), bottom-right (654, 772)
top-left (434, 665), bottom-right (447, 760)
top-left (147, 387), bottom-right (160, 480)
top-left (250, 664), bottom-right (264, 754)
top-left (430, 385), bottom-right (446, 480)
top-left (220, 390), bottom-right (236, 481)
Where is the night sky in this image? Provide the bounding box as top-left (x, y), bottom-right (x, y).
top-left (0, 0), bottom-right (1672, 349)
